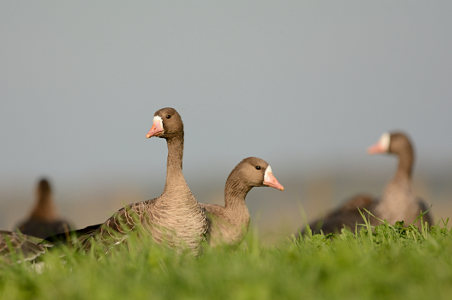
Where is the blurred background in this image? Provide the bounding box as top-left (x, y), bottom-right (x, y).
top-left (1, 1), bottom-right (451, 243)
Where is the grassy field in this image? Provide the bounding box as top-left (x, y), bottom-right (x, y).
top-left (1, 221), bottom-right (452, 300)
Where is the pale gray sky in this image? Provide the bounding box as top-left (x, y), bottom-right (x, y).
top-left (1, 1), bottom-right (451, 191)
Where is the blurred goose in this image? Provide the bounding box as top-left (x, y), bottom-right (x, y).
top-left (303, 131), bottom-right (432, 234)
top-left (16, 178), bottom-right (72, 238)
top-left (203, 157), bottom-right (284, 246)
top-left (369, 131), bottom-right (432, 226)
top-left (54, 107), bottom-right (208, 254)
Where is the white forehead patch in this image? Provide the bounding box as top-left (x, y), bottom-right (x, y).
top-left (264, 165), bottom-right (272, 182)
top-left (379, 132), bottom-right (390, 152)
top-left (153, 115), bottom-right (163, 129)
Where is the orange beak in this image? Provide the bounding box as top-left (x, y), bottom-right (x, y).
top-left (146, 117), bottom-right (164, 138)
top-left (367, 143), bottom-right (385, 154)
top-left (263, 169), bottom-right (284, 191)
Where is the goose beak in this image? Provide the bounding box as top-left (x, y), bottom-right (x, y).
top-left (263, 166), bottom-right (285, 191)
top-left (367, 143), bottom-right (385, 154)
top-left (367, 133), bottom-right (390, 154)
top-left (146, 116), bottom-right (164, 138)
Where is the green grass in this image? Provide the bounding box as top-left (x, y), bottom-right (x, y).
top-left (1, 221), bottom-right (452, 300)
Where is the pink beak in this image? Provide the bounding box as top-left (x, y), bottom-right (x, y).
top-left (367, 143), bottom-right (385, 155)
top-left (146, 118), bottom-right (164, 138)
top-left (263, 172), bottom-right (284, 191)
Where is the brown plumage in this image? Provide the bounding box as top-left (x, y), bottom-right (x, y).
top-left (16, 178), bottom-right (72, 238)
top-left (0, 231), bottom-right (51, 262)
top-left (302, 131), bottom-right (432, 235)
top-left (202, 157), bottom-right (284, 246)
top-left (66, 108), bottom-right (208, 254)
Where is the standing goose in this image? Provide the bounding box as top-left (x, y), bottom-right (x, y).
top-left (16, 178), bottom-right (72, 238)
top-left (202, 157), bottom-right (284, 246)
top-left (303, 131), bottom-right (432, 235)
top-left (71, 107), bottom-right (208, 254)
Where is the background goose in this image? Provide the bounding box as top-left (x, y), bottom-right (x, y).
top-left (203, 157), bottom-right (284, 247)
top-left (16, 178), bottom-right (72, 238)
top-left (369, 132), bottom-right (433, 227)
top-left (51, 108), bottom-right (208, 254)
top-left (303, 131), bottom-right (432, 235)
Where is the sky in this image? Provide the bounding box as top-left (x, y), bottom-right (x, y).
top-left (1, 1), bottom-right (451, 195)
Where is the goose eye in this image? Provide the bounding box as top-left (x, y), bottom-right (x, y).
top-left (255, 166), bottom-right (261, 170)
top-left (166, 114), bottom-right (171, 119)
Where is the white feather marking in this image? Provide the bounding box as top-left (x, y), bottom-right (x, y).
top-left (380, 132), bottom-right (390, 152)
top-left (153, 116), bottom-right (163, 129)
top-left (264, 165), bottom-right (273, 182)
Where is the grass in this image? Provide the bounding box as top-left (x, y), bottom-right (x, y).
top-left (1, 221), bottom-right (452, 300)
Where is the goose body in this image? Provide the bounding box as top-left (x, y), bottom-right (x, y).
top-left (303, 131), bottom-right (432, 235)
top-left (306, 194), bottom-right (376, 234)
top-left (0, 231), bottom-right (51, 262)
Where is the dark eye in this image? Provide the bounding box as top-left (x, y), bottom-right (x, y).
top-left (166, 114), bottom-right (171, 119)
top-left (255, 166), bottom-right (261, 170)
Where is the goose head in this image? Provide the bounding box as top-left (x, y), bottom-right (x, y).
top-left (367, 131), bottom-right (413, 156)
top-left (146, 107), bottom-right (183, 139)
top-left (231, 157), bottom-right (284, 191)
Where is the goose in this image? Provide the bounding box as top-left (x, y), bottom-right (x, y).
top-left (16, 178), bottom-right (72, 238)
top-left (202, 157), bottom-right (284, 246)
top-left (56, 107), bottom-right (208, 254)
top-left (369, 131), bottom-right (433, 226)
top-left (303, 131), bottom-right (432, 235)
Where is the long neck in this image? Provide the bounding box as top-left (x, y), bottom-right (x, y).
top-left (224, 177), bottom-right (251, 211)
top-left (30, 195), bottom-right (57, 221)
top-left (378, 145), bottom-right (415, 210)
top-left (394, 146), bottom-right (414, 181)
top-left (164, 134), bottom-right (187, 192)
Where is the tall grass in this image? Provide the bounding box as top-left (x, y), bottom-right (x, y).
top-left (1, 222), bottom-right (452, 300)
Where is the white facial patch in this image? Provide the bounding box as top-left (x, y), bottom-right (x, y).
top-left (264, 165), bottom-right (273, 182)
top-left (153, 115), bottom-right (163, 130)
top-left (379, 132), bottom-right (390, 152)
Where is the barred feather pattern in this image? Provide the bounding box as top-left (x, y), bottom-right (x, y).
top-left (0, 231), bottom-right (50, 262)
top-left (82, 189), bottom-right (208, 253)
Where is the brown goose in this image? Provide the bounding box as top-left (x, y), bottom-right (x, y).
top-left (16, 178), bottom-right (72, 239)
top-left (71, 107), bottom-right (208, 253)
top-left (303, 131), bottom-right (432, 235)
top-left (202, 157), bottom-right (284, 246)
